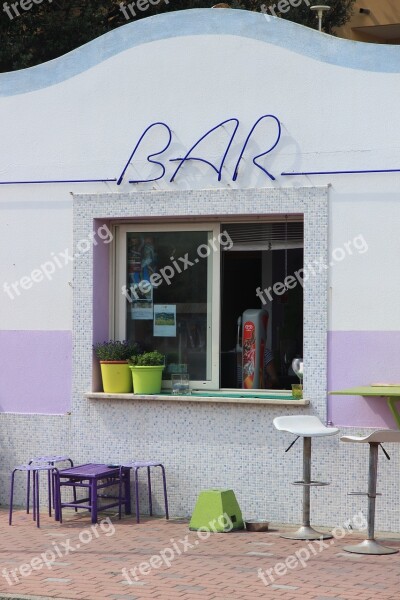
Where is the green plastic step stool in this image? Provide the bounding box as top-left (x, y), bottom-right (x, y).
top-left (189, 489), bottom-right (244, 532)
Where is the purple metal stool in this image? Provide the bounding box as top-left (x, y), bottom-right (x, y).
top-left (10, 463), bottom-right (60, 528)
top-left (119, 461), bottom-right (169, 523)
top-left (27, 455), bottom-right (74, 517)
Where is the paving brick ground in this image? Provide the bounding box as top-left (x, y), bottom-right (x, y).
top-left (0, 508), bottom-right (400, 600)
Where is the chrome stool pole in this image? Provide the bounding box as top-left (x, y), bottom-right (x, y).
top-left (274, 415), bottom-right (339, 541)
top-left (281, 436), bottom-right (332, 540)
top-left (342, 438), bottom-right (398, 555)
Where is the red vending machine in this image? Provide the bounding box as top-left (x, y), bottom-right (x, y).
top-left (241, 309), bottom-right (269, 389)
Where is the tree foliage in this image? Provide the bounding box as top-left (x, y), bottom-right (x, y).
top-left (0, 1), bottom-right (355, 72)
top-left (263, 0), bottom-right (356, 35)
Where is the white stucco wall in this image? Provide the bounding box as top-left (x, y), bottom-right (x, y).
top-left (1, 12), bottom-right (399, 333)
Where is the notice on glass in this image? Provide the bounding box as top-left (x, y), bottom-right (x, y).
top-left (154, 305), bottom-right (176, 337)
top-left (130, 286), bottom-right (153, 320)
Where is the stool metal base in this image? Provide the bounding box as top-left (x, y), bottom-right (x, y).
top-left (343, 539), bottom-right (398, 555)
top-left (341, 442), bottom-right (398, 556)
top-left (280, 437), bottom-right (333, 542)
top-left (280, 525), bottom-right (333, 541)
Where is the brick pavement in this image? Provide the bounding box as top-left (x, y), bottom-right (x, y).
top-left (0, 508), bottom-right (399, 600)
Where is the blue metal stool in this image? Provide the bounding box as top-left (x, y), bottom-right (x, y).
top-left (119, 460), bottom-right (169, 523)
top-left (10, 463), bottom-right (60, 528)
top-left (27, 455), bottom-right (74, 517)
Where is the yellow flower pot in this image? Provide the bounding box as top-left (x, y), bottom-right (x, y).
top-left (100, 361), bottom-right (133, 393)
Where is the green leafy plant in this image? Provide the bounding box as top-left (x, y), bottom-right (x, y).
top-left (0, 0), bottom-right (357, 73)
top-left (129, 351), bottom-right (165, 366)
top-left (271, 0), bottom-right (356, 35)
top-left (93, 340), bottom-right (141, 361)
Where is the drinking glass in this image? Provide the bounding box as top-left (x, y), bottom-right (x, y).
top-left (171, 373), bottom-right (190, 395)
top-left (291, 384), bottom-right (303, 399)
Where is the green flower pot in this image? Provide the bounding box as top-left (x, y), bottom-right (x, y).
top-left (129, 365), bottom-right (164, 395)
top-left (100, 361), bottom-right (132, 393)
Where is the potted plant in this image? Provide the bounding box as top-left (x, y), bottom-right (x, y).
top-left (93, 340), bottom-right (141, 393)
top-left (128, 351), bottom-right (165, 395)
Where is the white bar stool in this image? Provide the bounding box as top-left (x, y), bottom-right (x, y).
top-left (340, 430), bottom-right (400, 555)
top-left (274, 415), bottom-right (339, 540)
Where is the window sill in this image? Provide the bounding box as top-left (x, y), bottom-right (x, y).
top-left (85, 391), bottom-right (309, 406)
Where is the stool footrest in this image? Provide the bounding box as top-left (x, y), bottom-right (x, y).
top-left (292, 480), bottom-right (329, 487)
top-left (348, 491), bottom-right (382, 497)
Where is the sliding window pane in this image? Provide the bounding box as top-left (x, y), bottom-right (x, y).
top-left (125, 231), bottom-right (213, 382)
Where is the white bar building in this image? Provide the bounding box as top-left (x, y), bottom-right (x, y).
top-left (1, 9), bottom-right (400, 530)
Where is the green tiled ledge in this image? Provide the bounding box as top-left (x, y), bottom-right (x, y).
top-left (85, 391), bottom-right (309, 406)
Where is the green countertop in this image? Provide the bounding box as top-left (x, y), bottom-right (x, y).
top-left (329, 386), bottom-right (400, 396)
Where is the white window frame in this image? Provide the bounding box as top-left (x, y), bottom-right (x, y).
top-left (113, 222), bottom-right (221, 390)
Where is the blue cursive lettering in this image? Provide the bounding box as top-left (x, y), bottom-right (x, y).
top-left (117, 122), bottom-right (172, 185)
top-left (233, 114), bottom-right (281, 182)
top-left (169, 118), bottom-right (239, 183)
top-left (118, 114), bottom-right (282, 184)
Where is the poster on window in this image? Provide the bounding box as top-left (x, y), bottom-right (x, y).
top-left (154, 305), bottom-right (176, 337)
top-left (128, 234), bottom-right (156, 320)
top-left (130, 285), bottom-right (153, 320)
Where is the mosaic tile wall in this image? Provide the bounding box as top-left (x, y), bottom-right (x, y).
top-left (2, 187), bottom-right (400, 534)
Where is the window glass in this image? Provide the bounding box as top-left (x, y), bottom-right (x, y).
top-left (115, 220), bottom-right (303, 394)
top-left (123, 230), bottom-right (215, 383)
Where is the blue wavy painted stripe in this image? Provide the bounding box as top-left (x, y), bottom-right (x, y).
top-left (1, 9), bottom-right (399, 97)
